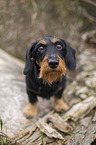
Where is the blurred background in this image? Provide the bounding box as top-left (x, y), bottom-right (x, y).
top-left (0, 0), bottom-right (96, 60)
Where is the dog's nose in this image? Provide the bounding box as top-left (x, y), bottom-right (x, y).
top-left (48, 59), bottom-right (59, 69)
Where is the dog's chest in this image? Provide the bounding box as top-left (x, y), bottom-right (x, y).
top-left (38, 84), bottom-right (58, 99)
top-left (26, 75), bottom-right (66, 99)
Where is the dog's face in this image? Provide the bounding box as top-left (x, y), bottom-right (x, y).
top-left (24, 37), bottom-right (76, 84)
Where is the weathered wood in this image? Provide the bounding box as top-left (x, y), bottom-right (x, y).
top-left (64, 123), bottom-right (96, 145)
top-left (0, 48), bottom-right (54, 138)
top-left (49, 113), bottom-right (72, 133)
top-left (63, 96), bottom-right (96, 121)
top-left (36, 119), bottom-right (64, 140)
top-left (93, 112), bottom-right (96, 122)
top-left (13, 125), bottom-right (37, 144)
top-left (0, 46), bottom-right (96, 145)
top-left (34, 96), bottom-right (96, 145)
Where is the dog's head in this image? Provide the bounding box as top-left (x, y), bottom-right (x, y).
top-left (24, 37), bottom-right (76, 84)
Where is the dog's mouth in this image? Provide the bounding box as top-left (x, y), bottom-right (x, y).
top-left (46, 69), bottom-right (63, 74)
top-left (50, 70), bottom-right (57, 73)
top-left (42, 70), bottom-right (64, 84)
top-left (39, 67), bottom-right (66, 85)
top-left (48, 69), bottom-right (59, 72)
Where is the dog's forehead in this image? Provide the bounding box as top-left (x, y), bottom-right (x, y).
top-left (37, 39), bottom-right (46, 45)
top-left (38, 37), bottom-right (60, 45)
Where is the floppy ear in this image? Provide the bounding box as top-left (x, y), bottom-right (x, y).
top-left (65, 45), bottom-right (76, 70)
top-left (24, 41), bottom-right (37, 75)
top-left (61, 39), bottom-right (76, 71)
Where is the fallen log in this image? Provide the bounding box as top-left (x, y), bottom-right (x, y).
top-left (0, 47), bottom-right (96, 144)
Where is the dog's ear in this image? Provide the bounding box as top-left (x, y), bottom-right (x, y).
top-left (24, 41), bottom-right (38, 75)
top-left (61, 39), bottom-right (76, 71)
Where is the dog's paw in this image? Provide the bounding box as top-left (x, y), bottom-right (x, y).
top-left (54, 97), bottom-right (69, 112)
top-left (24, 102), bottom-right (38, 118)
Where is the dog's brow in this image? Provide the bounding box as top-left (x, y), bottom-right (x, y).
top-left (38, 40), bottom-right (46, 45)
top-left (52, 38), bottom-right (59, 43)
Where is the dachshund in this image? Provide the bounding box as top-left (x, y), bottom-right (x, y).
top-left (24, 37), bottom-right (76, 118)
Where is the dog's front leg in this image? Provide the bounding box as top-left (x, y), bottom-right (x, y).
top-left (54, 90), bottom-right (69, 112)
top-left (24, 90), bottom-right (38, 118)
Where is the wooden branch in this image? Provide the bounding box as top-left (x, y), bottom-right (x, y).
top-left (84, 9), bottom-right (96, 21)
top-left (80, 0), bottom-right (96, 7)
top-left (36, 119), bottom-right (64, 140)
top-left (35, 96), bottom-right (96, 141)
top-left (83, 8), bottom-right (96, 22)
top-left (63, 96), bottom-right (96, 121)
top-left (48, 113), bottom-right (72, 133)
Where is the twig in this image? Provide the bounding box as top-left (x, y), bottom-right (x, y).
top-left (80, 0), bottom-right (96, 7)
top-left (83, 8), bottom-right (96, 22)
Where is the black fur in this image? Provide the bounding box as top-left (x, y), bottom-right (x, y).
top-left (24, 37), bottom-right (76, 104)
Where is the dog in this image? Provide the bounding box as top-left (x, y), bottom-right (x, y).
top-left (24, 37), bottom-right (76, 118)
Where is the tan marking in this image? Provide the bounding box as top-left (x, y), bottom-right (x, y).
top-left (54, 96), bottom-right (69, 112)
top-left (24, 102), bottom-right (38, 118)
top-left (52, 37), bottom-right (58, 43)
top-left (38, 39), bottom-right (46, 45)
top-left (36, 60), bottom-right (40, 66)
top-left (39, 55), bottom-right (66, 84)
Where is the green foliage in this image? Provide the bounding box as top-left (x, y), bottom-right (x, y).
top-left (0, 120), bottom-right (8, 145)
top-left (42, 133), bottom-right (44, 145)
top-left (0, 120), bottom-right (3, 145)
top-left (0, 120), bottom-right (3, 131)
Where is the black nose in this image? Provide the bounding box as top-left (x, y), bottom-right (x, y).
top-left (48, 59), bottom-right (59, 69)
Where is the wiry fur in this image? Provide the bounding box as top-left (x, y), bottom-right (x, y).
top-left (39, 56), bottom-right (66, 84)
top-left (24, 37), bottom-right (76, 118)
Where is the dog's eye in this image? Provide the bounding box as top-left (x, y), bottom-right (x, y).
top-left (56, 44), bottom-right (62, 50)
top-left (38, 46), bottom-right (44, 51)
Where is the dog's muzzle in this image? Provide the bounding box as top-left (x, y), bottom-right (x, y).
top-left (47, 58), bottom-right (59, 69)
top-left (39, 55), bottom-right (66, 84)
